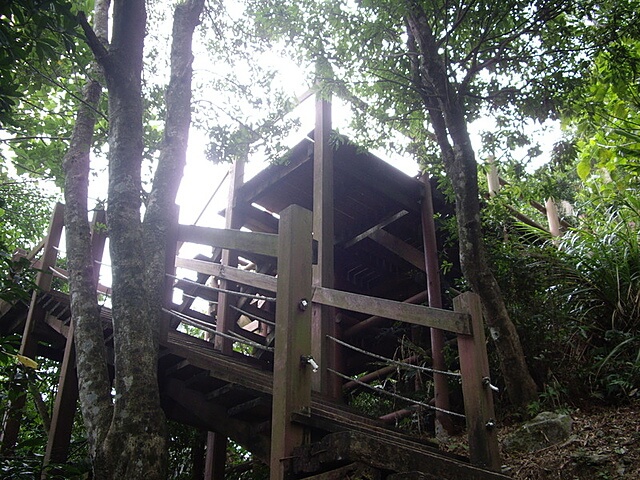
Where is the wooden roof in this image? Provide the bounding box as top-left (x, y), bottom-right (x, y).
top-left (234, 133), bottom-right (456, 304)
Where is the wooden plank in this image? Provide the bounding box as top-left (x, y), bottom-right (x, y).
top-left (175, 257), bottom-right (278, 293)
top-left (292, 431), bottom-right (509, 480)
top-left (341, 210), bottom-right (409, 248)
top-left (270, 205), bottom-right (313, 480)
top-left (313, 287), bottom-right (471, 335)
top-left (455, 293), bottom-right (501, 471)
top-left (369, 229), bottom-right (426, 272)
top-left (43, 322), bottom-right (78, 465)
top-left (177, 224), bottom-right (278, 258)
top-left (343, 290), bottom-right (428, 338)
top-left (296, 463), bottom-right (378, 480)
top-left (215, 158), bottom-right (246, 356)
top-left (227, 396), bottom-right (270, 417)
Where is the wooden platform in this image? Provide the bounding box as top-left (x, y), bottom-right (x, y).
top-left (0, 285), bottom-right (509, 479)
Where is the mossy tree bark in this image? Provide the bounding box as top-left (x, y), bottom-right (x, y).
top-left (66, 0), bottom-right (205, 477)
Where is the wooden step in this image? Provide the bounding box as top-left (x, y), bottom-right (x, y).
top-left (291, 431), bottom-right (509, 480)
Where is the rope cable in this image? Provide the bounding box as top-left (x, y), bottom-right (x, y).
top-left (163, 308), bottom-right (274, 352)
top-left (327, 368), bottom-right (465, 419)
top-left (326, 335), bottom-right (461, 378)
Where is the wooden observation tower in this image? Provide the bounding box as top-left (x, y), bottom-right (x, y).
top-left (0, 97), bottom-right (508, 480)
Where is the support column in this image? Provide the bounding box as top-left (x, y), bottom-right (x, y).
top-left (311, 96), bottom-right (340, 398)
top-left (1, 203), bottom-right (64, 453)
top-left (214, 158), bottom-right (245, 354)
top-left (270, 205), bottom-right (313, 480)
top-left (208, 158), bottom-right (244, 479)
top-left (204, 432), bottom-right (227, 480)
top-left (455, 292), bottom-right (500, 471)
top-left (419, 175), bottom-right (454, 436)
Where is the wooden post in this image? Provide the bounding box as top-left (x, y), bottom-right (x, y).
top-left (454, 292), bottom-right (501, 471)
top-left (160, 204), bottom-right (180, 341)
top-left (214, 158), bottom-right (245, 354)
top-left (311, 95), bottom-right (340, 398)
top-left (204, 432), bottom-right (227, 480)
top-left (270, 205), bottom-right (313, 480)
top-left (43, 209), bottom-right (107, 470)
top-left (1, 203), bottom-right (65, 453)
top-left (419, 175), bottom-right (454, 436)
top-left (209, 159), bottom-right (244, 478)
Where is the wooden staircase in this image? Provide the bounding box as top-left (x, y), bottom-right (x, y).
top-left (0, 203), bottom-right (510, 479)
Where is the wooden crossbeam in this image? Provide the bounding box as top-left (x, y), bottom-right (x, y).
top-left (313, 287), bottom-right (471, 335)
top-left (368, 229), bottom-right (425, 271)
top-left (177, 225), bottom-right (279, 258)
top-left (175, 257), bottom-right (278, 293)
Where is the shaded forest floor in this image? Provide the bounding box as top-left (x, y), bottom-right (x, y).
top-left (441, 400), bottom-right (640, 479)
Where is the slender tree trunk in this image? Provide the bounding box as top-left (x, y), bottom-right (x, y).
top-left (405, 2), bottom-right (538, 408)
top-left (63, 0), bottom-right (113, 466)
top-left (143, 0), bottom-right (206, 327)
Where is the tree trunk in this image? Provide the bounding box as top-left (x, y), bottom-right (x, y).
top-left (63, 0), bottom-right (113, 463)
top-left (74, 0), bottom-right (205, 476)
top-left (405, 2), bottom-right (538, 408)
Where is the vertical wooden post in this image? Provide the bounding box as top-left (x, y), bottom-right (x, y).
top-left (208, 160), bottom-right (244, 478)
top-left (43, 209), bottom-right (107, 469)
top-left (454, 292), bottom-right (501, 471)
top-left (1, 203), bottom-right (65, 453)
top-left (214, 158), bottom-right (245, 354)
top-left (311, 95), bottom-right (340, 398)
top-left (204, 432), bottom-right (227, 480)
top-left (419, 175), bottom-right (453, 436)
top-left (160, 204), bottom-right (180, 342)
top-left (270, 205), bottom-right (313, 480)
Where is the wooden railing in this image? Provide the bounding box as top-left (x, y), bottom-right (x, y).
top-left (5, 203), bottom-right (501, 475)
top-left (174, 204), bottom-right (501, 472)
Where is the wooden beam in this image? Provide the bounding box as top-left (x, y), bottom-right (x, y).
top-left (341, 210), bottom-right (408, 248)
top-left (343, 290), bottom-right (428, 338)
top-left (314, 287), bottom-right (471, 335)
top-left (369, 229), bottom-right (426, 272)
top-left (215, 158), bottom-right (245, 355)
top-left (163, 377), bottom-right (271, 464)
top-left (454, 293), bottom-right (501, 471)
top-left (175, 257), bottom-right (278, 293)
top-left (177, 225), bottom-right (278, 258)
top-left (270, 205), bottom-right (313, 480)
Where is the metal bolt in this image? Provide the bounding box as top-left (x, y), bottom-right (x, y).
top-left (482, 377), bottom-right (500, 392)
top-left (298, 298), bottom-right (309, 311)
top-left (486, 419), bottom-right (496, 430)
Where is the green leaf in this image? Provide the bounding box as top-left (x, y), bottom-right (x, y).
top-left (577, 158), bottom-right (591, 180)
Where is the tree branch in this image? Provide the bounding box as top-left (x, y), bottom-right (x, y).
top-left (76, 11), bottom-right (113, 75)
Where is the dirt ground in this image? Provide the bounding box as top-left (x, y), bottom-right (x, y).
top-left (438, 400), bottom-right (640, 479)
top-left (499, 400), bottom-right (640, 479)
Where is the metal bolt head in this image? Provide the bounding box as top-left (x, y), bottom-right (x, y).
top-left (486, 419), bottom-right (496, 430)
top-left (298, 298), bottom-right (309, 311)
